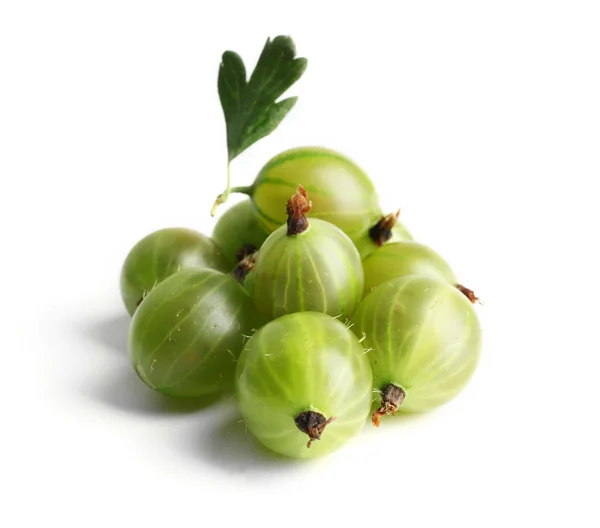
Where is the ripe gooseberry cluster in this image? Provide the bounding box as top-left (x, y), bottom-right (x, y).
top-left (118, 35), bottom-right (482, 460)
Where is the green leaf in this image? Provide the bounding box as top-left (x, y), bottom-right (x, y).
top-left (218, 51), bottom-right (247, 126)
top-left (219, 36), bottom-right (307, 162)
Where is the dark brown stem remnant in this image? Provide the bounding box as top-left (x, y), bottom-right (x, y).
top-left (235, 243), bottom-right (258, 262)
top-left (233, 251), bottom-right (257, 283)
top-left (295, 411), bottom-right (336, 448)
top-left (372, 383), bottom-right (406, 427)
top-left (456, 284), bottom-right (480, 304)
top-left (286, 184), bottom-right (312, 236)
top-left (368, 210), bottom-right (401, 247)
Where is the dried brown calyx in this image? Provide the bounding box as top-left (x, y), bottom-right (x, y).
top-left (236, 243), bottom-right (258, 262)
top-left (456, 284), bottom-right (480, 304)
top-left (233, 251), bottom-right (257, 283)
top-left (294, 411), bottom-right (336, 448)
top-left (368, 210), bottom-right (401, 247)
top-left (286, 184), bottom-right (312, 236)
top-left (372, 383), bottom-right (406, 427)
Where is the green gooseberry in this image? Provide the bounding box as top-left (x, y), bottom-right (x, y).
top-left (120, 227), bottom-right (235, 316)
top-left (129, 268), bottom-right (262, 397)
top-left (352, 275), bottom-right (482, 424)
top-left (223, 146), bottom-right (382, 241)
top-left (212, 199), bottom-right (270, 263)
top-left (361, 241), bottom-right (478, 303)
top-left (236, 311), bottom-right (373, 458)
top-left (247, 185), bottom-right (364, 321)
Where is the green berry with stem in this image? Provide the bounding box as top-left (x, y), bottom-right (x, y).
top-left (236, 311), bottom-right (373, 458)
top-left (352, 275), bottom-right (482, 424)
top-left (219, 147), bottom-right (382, 243)
top-left (249, 185), bottom-right (364, 321)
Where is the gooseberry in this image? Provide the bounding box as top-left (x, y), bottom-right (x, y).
top-left (212, 199), bottom-right (270, 263)
top-left (351, 275), bottom-right (482, 424)
top-left (129, 268), bottom-right (262, 397)
top-left (224, 146), bottom-right (382, 240)
top-left (120, 228), bottom-right (234, 316)
top-left (236, 311), bottom-right (373, 458)
top-left (249, 185), bottom-right (364, 321)
top-left (361, 240), bottom-right (478, 302)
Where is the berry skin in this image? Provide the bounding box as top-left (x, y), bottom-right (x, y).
top-left (361, 241), bottom-right (455, 298)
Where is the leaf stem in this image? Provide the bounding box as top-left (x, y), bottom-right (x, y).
top-left (229, 185), bottom-right (254, 195)
top-left (210, 162), bottom-right (232, 216)
top-left (210, 163), bottom-right (255, 217)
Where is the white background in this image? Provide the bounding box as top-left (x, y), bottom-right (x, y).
top-left (1, 1), bottom-right (599, 526)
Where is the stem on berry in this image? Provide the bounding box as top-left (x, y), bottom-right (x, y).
top-left (286, 184), bottom-right (312, 236)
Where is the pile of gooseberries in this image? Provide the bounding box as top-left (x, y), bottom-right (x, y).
top-left (118, 36), bottom-right (482, 460)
